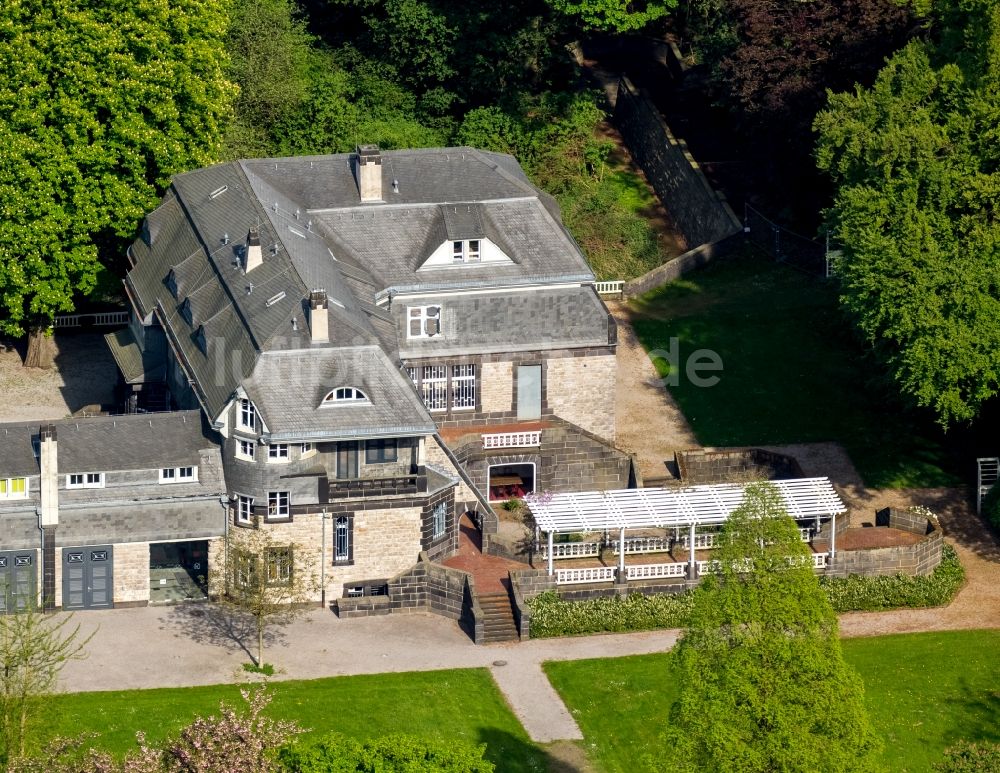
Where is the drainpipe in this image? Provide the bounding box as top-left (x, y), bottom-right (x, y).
top-left (321, 509), bottom-right (327, 607)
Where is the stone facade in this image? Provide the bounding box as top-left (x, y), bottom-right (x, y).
top-left (545, 354), bottom-right (616, 442)
top-left (114, 541), bottom-right (150, 605)
top-left (827, 508), bottom-right (943, 578)
top-left (480, 361), bottom-right (513, 414)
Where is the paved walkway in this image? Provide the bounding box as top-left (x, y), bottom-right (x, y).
top-left (442, 515), bottom-right (529, 594)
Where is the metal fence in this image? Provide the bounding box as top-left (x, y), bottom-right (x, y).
top-left (744, 204), bottom-right (836, 278)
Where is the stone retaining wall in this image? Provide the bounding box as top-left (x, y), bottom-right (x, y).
top-left (827, 508), bottom-right (943, 578)
top-left (675, 448), bottom-right (805, 484)
top-left (624, 236), bottom-right (743, 298)
top-left (614, 77), bottom-right (742, 249)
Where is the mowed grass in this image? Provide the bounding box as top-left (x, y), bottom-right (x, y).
top-left (629, 252), bottom-right (959, 487)
top-left (40, 669), bottom-right (545, 772)
top-left (545, 629), bottom-right (1000, 773)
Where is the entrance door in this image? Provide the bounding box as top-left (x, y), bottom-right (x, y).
top-left (517, 365), bottom-right (542, 420)
top-left (337, 442), bottom-right (359, 479)
top-left (0, 551), bottom-right (36, 613)
top-left (62, 546), bottom-right (114, 610)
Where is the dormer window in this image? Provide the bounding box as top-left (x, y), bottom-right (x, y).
top-left (323, 387), bottom-right (370, 405)
top-left (166, 269), bottom-right (179, 298)
top-left (195, 325), bottom-right (207, 354)
top-left (407, 305), bottom-right (441, 339)
top-left (180, 298), bottom-right (193, 325)
top-left (238, 398), bottom-right (256, 431)
top-left (452, 240), bottom-right (481, 263)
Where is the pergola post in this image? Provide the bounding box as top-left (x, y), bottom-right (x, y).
top-left (830, 513), bottom-right (836, 562)
top-left (688, 522), bottom-right (696, 579)
top-left (547, 530), bottom-right (554, 576)
top-left (618, 526), bottom-right (626, 579)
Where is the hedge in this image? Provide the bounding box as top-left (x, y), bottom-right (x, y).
top-left (279, 734), bottom-right (494, 772)
top-left (934, 741), bottom-right (1000, 773)
top-left (525, 544), bottom-right (965, 637)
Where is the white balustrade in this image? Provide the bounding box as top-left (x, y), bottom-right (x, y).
top-left (555, 566), bottom-right (616, 585)
top-left (595, 280), bottom-right (625, 296)
top-left (539, 541), bottom-right (602, 560)
top-left (482, 431), bottom-right (541, 449)
top-left (696, 560), bottom-right (721, 575)
top-left (625, 562), bottom-right (688, 580)
top-left (678, 532), bottom-right (719, 550)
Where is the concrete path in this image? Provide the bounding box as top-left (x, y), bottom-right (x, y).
top-left (56, 604), bottom-right (681, 742)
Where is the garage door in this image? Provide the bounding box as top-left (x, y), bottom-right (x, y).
top-left (0, 551), bottom-right (36, 613)
top-left (62, 546), bottom-right (114, 610)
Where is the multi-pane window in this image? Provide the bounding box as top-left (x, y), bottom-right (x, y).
top-left (300, 443), bottom-right (314, 456)
top-left (267, 443), bottom-right (289, 462)
top-left (365, 439), bottom-right (397, 464)
top-left (238, 398), bottom-right (256, 431)
top-left (160, 466), bottom-right (197, 483)
top-left (451, 364), bottom-right (476, 410)
top-left (407, 364), bottom-right (476, 412)
top-left (407, 306), bottom-right (441, 339)
top-left (335, 516), bottom-right (350, 562)
top-left (451, 240), bottom-right (481, 263)
top-left (0, 478), bottom-right (28, 499)
top-left (323, 387), bottom-right (369, 404)
top-left (236, 495), bottom-right (254, 525)
top-left (237, 439), bottom-right (255, 461)
top-left (267, 491), bottom-right (290, 519)
top-left (432, 502), bottom-right (447, 537)
top-left (266, 547), bottom-right (293, 586)
top-left (67, 473), bottom-right (103, 489)
top-left (235, 551), bottom-right (257, 588)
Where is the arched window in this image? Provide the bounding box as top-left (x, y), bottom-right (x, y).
top-left (322, 387), bottom-right (369, 405)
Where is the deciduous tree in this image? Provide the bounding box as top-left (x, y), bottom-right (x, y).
top-left (664, 482), bottom-right (880, 772)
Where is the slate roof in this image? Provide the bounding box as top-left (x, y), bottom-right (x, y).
top-left (104, 328), bottom-right (165, 384)
top-left (242, 347), bottom-right (436, 442)
top-left (0, 411), bottom-right (216, 476)
top-left (397, 286), bottom-right (613, 358)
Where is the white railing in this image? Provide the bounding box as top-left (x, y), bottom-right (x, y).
top-left (53, 311), bottom-right (129, 328)
top-left (696, 560), bottom-right (722, 575)
top-left (539, 541), bottom-right (602, 560)
top-left (555, 566), bottom-right (616, 585)
top-left (595, 280), bottom-right (625, 296)
top-left (482, 431), bottom-right (541, 449)
top-left (611, 536), bottom-right (672, 555)
top-left (678, 532), bottom-right (719, 550)
top-left (625, 562), bottom-right (688, 580)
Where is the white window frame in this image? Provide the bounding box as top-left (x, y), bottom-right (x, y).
top-left (451, 239), bottom-right (481, 264)
top-left (236, 439), bottom-right (255, 461)
top-left (159, 466), bottom-right (198, 484)
top-left (267, 491), bottom-right (290, 519)
top-left (322, 387), bottom-right (370, 405)
top-left (66, 472), bottom-right (104, 490)
top-left (236, 494), bottom-right (254, 525)
top-left (267, 443), bottom-right (290, 463)
top-left (451, 364), bottom-right (476, 410)
top-left (419, 365), bottom-right (447, 412)
top-left (335, 516), bottom-right (350, 562)
top-left (432, 501), bottom-right (447, 537)
top-left (238, 398), bottom-right (256, 431)
top-left (487, 462), bottom-right (536, 502)
top-left (300, 442), bottom-right (316, 458)
top-left (407, 305), bottom-right (441, 339)
top-left (0, 477), bottom-right (29, 499)
top-left (265, 547), bottom-right (293, 586)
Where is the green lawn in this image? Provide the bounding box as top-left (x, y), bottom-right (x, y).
top-left (41, 669), bottom-right (545, 772)
top-left (545, 629), bottom-right (1000, 772)
top-left (629, 253), bottom-right (960, 488)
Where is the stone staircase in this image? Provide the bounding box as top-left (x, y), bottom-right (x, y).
top-left (478, 592), bottom-right (520, 643)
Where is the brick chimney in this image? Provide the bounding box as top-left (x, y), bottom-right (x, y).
top-left (309, 290), bottom-right (329, 343)
top-left (244, 226), bottom-right (263, 273)
top-left (355, 145), bottom-right (382, 203)
top-left (39, 424), bottom-right (58, 527)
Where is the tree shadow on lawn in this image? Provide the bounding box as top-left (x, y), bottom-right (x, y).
top-left (476, 728), bottom-right (592, 773)
top-left (161, 603), bottom-right (289, 663)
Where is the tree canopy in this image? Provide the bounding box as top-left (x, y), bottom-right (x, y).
top-left (0, 0), bottom-right (233, 345)
top-left (664, 482), bottom-right (880, 772)
top-left (815, 0), bottom-right (1000, 425)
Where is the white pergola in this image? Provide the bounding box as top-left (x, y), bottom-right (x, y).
top-left (528, 478), bottom-right (847, 577)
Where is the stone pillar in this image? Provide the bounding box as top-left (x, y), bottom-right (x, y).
top-left (39, 424), bottom-right (59, 611)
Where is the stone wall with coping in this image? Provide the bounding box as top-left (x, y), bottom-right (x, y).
top-left (624, 236), bottom-right (743, 299)
top-left (675, 447), bottom-right (805, 484)
top-left (827, 508), bottom-right (943, 578)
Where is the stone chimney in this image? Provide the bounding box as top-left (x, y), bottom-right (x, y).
top-left (309, 290), bottom-right (329, 343)
top-left (244, 227), bottom-right (263, 273)
top-left (39, 424), bottom-right (58, 527)
top-left (355, 145), bottom-right (382, 203)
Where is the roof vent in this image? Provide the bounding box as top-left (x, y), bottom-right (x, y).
top-left (244, 227), bottom-right (263, 273)
top-left (355, 144), bottom-right (382, 203)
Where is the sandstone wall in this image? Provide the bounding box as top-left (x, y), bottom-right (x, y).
top-left (545, 354), bottom-right (617, 442)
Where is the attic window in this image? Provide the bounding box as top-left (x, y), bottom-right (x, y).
top-left (407, 305), bottom-right (441, 339)
top-left (166, 269), bottom-right (179, 298)
top-left (195, 325), bottom-right (208, 354)
top-left (452, 240), bottom-right (481, 263)
top-left (180, 298), bottom-right (193, 325)
top-left (323, 387), bottom-right (370, 405)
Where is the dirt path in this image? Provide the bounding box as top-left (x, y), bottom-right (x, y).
top-left (611, 302), bottom-right (699, 483)
top-left (0, 333), bottom-right (118, 421)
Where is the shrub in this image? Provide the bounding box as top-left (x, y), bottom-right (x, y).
top-left (526, 591), bottom-right (695, 638)
top-left (935, 741), bottom-right (1000, 772)
top-left (819, 543), bottom-right (965, 612)
top-left (981, 485), bottom-right (1000, 531)
top-left (278, 733), bottom-right (494, 772)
